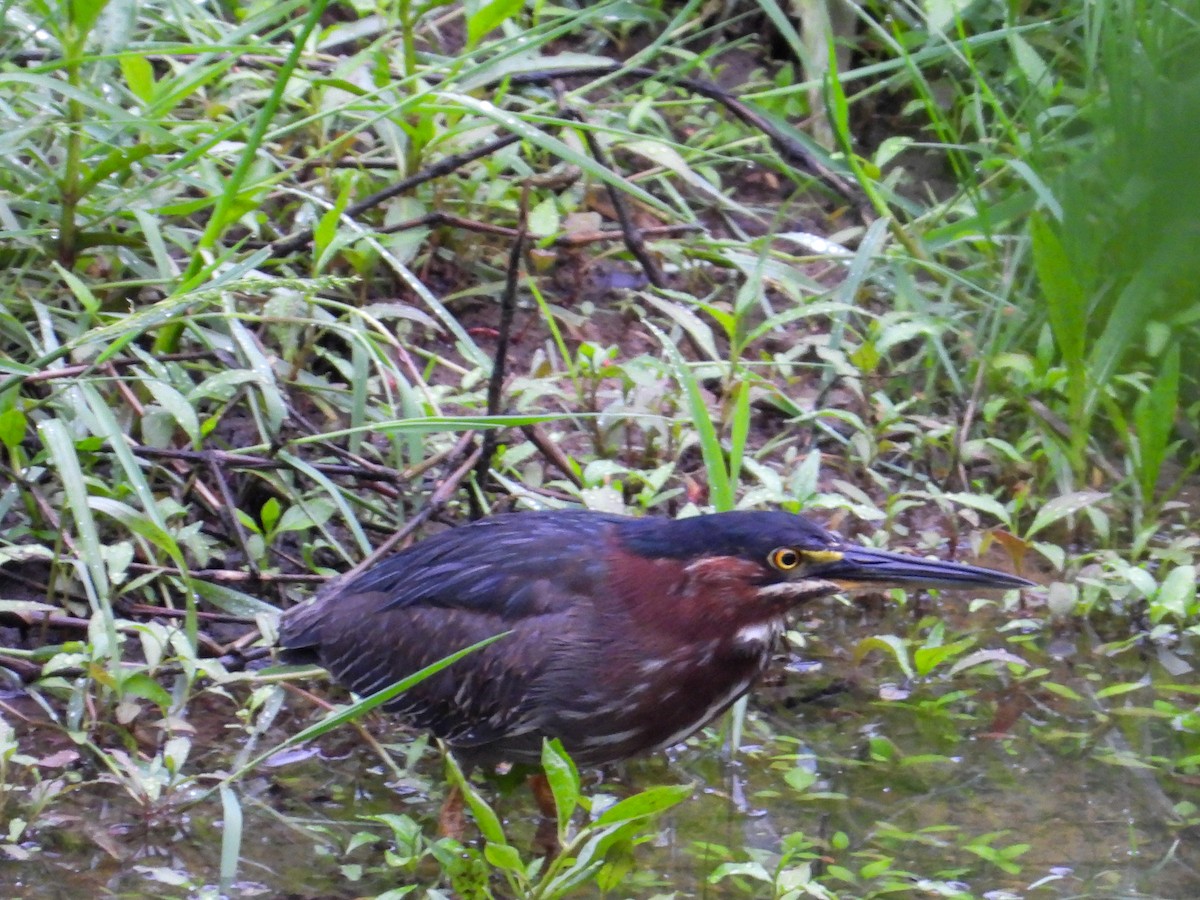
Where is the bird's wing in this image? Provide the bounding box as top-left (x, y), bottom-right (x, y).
top-left (276, 512), bottom-right (618, 756)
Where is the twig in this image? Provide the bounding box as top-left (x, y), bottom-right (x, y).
top-left (208, 453), bottom-right (260, 578)
top-left (269, 133), bottom-right (522, 258)
top-left (131, 446), bottom-right (405, 483)
top-left (14, 50), bottom-right (864, 213)
top-left (471, 202), bottom-right (529, 510)
top-left (19, 351), bottom-right (214, 385)
top-left (521, 424), bottom-right (583, 488)
top-left (125, 563), bottom-right (327, 583)
top-left (332, 437), bottom-right (482, 582)
top-left (552, 223), bottom-right (701, 247)
top-left (561, 100), bottom-right (666, 289)
top-left (506, 64), bottom-right (865, 212)
top-left (0, 609), bottom-right (225, 656)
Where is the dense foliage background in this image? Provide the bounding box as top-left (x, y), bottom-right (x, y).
top-left (2, 0), bottom-right (1198, 896)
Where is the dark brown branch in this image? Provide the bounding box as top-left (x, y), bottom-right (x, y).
top-left (505, 64), bottom-right (865, 212)
top-left (472, 204), bottom-right (529, 509)
top-left (124, 563), bottom-right (328, 583)
top-left (563, 103), bottom-right (666, 289)
top-left (131, 446), bottom-right (404, 483)
top-left (521, 424), bottom-right (583, 488)
top-left (329, 434), bottom-right (481, 583)
top-left (268, 133), bottom-right (522, 258)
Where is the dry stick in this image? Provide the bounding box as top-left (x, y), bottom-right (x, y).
top-left (470, 204), bottom-right (529, 515)
top-left (506, 64), bottom-right (865, 213)
top-left (333, 433), bottom-right (481, 583)
top-left (375, 212), bottom-right (702, 246)
top-left (269, 64), bottom-right (862, 261)
top-left (554, 223), bottom-right (701, 247)
top-left (207, 453), bottom-right (260, 578)
top-left (126, 563), bottom-right (327, 583)
top-left (18, 48), bottom-right (862, 218)
top-left (269, 133), bottom-right (522, 258)
top-left (279, 681), bottom-right (407, 783)
top-left (285, 405), bottom-right (411, 483)
top-left (10, 437), bottom-right (477, 684)
top-left (562, 102), bottom-right (666, 289)
top-left (19, 351), bottom-right (215, 385)
top-left (134, 445), bottom-right (420, 484)
top-left (521, 423), bottom-right (583, 488)
top-left (0, 609), bottom-right (225, 656)
top-left (376, 211), bottom-right (522, 240)
top-left (312, 211), bottom-right (705, 252)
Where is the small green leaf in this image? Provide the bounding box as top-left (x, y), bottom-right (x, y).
top-left (466, 0), bottom-right (523, 47)
top-left (1041, 681), bottom-right (1083, 701)
top-left (1026, 491), bottom-right (1109, 539)
top-left (219, 785), bottom-right (243, 891)
top-left (444, 754), bottom-right (506, 845)
top-left (1095, 681), bottom-right (1149, 700)
top-left (483, 840), bottom-right (523, 872)
top-left (143, 379), bottom-right (201, 447)
top-left (541, 738), bottom-right (580, 838)
top-left (913, 637), bottom-right (974, 676)
top-left (260, 497), bottom-right (281, 534)
top-left (946, 649), bottom-right (1030, 677)
top-left (117, 671), bottom-right (173, 710)
top-left (527, 197), bottom-right (559, 237)
top-left (1152, 565), bottom-right (1196, 621)
top-left (592, 783), bottom-right (692, 827)
top-left (0, 407), bottom-right (27, 451)
top-left (120, 54), bottom-right (155, 103)
top-left (854, 635), bottom-right (914, 680)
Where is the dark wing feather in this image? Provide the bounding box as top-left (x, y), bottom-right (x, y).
top-left (277, 511), bottom-right (618, 761)
top-left (348, 511), bottom-right (623, 615)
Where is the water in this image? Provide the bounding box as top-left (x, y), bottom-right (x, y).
top-left (4, 607), bottom-right (1198, 898)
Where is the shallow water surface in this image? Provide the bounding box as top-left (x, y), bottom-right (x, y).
top-left (4, 607), bottom-right (1198, 898)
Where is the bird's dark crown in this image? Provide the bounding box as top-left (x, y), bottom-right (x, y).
top-left (617, 510), bottom-right (843, 561)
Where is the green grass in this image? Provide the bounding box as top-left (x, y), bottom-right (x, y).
top-left (2, 0), bottom-right (1199, 896)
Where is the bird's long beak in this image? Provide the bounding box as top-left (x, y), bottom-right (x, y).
top-left (808, 545), bottom-right (1035, 592)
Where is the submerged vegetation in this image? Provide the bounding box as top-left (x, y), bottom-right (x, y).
top-left (1, 0), bottom-right (1198, 896)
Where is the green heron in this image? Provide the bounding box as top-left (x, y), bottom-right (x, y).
top-left (279, 510), bottom-right (1033, 768)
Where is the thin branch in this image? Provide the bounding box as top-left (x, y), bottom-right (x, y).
top-left (472, 202), bottom-right (529, 508)
top-left (563, 103), bottom-right (666, 289)
top-left (268, 133), bottom-right (521, 258)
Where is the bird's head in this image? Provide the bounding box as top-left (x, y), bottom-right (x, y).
top-left (617, 510), bottom-right (1033, 613)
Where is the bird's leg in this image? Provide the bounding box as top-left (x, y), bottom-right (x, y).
top-left (438, 784), bottom-right (467, 840)
top-left (529, 772), bottom-right (561, 856)
top-left (528, 771), bottom-right (556, 819)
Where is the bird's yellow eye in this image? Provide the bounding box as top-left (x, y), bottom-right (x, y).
top-left (769, 547), bottom-right (802, 571)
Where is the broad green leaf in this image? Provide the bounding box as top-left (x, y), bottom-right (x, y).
top-left (913, 638), bottom-right (974, 676)
top-left (1030, 213), bottom-right (1086, 368)
top-left (946, 649), bottom-right (1030, 677)
top-left (38, 419), bottom-right (108, 604)
top-left (854, 635), bottom-right (914, 680)
top-left (1152, 565), bottom-right (1196, 621)
top-left (1026, 491), bottom-right (1108, 539)
top-left (467, 0), bottom-right (523, 48)
top-left (592, 783), bottom-right (692, 827)
top-left (483, 840), bottom-right (524, 872)
top-left (142, 379), bottom-right (201, 447)
top-left (444, 753), bottom-right (506, 845)
top-left (118, 672), bottom-right (174, 710)
top-left (941, 492), bottom-right (1013, 529)
top-left (0, 407), bottom-right (27, 451)
top-left (120, 54), bottom-right (155, 103)
top-left (542, 738), bottom-right (580, 838)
